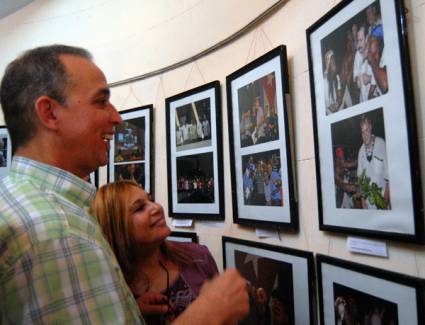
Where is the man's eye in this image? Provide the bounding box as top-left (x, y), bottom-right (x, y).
top-left (95, 98), bottom-right (109, 107)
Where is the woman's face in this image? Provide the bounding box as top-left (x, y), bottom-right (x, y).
top-left (128, 186), bottom-right (170, 245)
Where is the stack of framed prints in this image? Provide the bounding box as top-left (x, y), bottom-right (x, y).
top-left (0, 126), bottom-right (11, 179)
top-left (226, 45), bottom-right (298, 229)
top-left (306, 0), bottom-right (424, 243)
top-left (166, 81), bottom-right (224, 220)
top-left (222, 236), bottom-right (315, 324)
top-left (108, 105), bottom-right (153, 195)
top-left (168, 231), bottom-right (198, 243)
top-left (317, 254), bottom-right (425, 324)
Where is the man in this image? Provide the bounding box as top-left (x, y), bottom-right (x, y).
top-left (254, 97), bottom-right (266, 143)
top-left (0, 45), bottom-right (248, 324)
top-left (367, 36), bottom-right (388, 95)
top-left (356, 116), bottom-right (390, 209)
top-left (243, 166), bottom-right (254, 204)
top-left (366, 4), bottom-right (383, 40)
top-left (323, 49), bottom-right (343, 114)
top-left (334, 147), bottom-right (358, 209)
top-left (118, 163), bottom-right (144, 187)
top-left (353, 25), bottom-right (377, 103)
top-left (269, 159), bottom-right (282, 207)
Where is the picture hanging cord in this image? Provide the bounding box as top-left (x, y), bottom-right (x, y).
top-left (183, 60), bottom-right (206, 91)
top-left (109, 0), bottom-right (289, 88)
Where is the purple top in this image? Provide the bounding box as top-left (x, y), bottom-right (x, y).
top-left (166, 242), bottom-right (218, 316)
top-left (144, 242), bottom-right (218, 324)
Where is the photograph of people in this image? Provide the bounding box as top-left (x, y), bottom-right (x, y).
top-left (176, 152), bottom-right (215, 203)
top-left (238, 72), bottom-right (279, 147)
top-left (321, 0), bottom-right (388, 115)
top-left (235, 250), bottom-right (294, 325)
top-left (115, 162), bottom-right (145, 188)
top-left (92, 181), bottom-right (220, 323)
top-left (241, 150), bottom-right (283, 207)
top-left (114, 118), bottom-right (145, 162)
top-left (175, 97), bottom-right (211, 151)
top-left (357, 114), bottom-right (390, 209)
top-left (331, 107), bottom-right (390, 210)
top-left (333, 283), bottom-right (398, 325)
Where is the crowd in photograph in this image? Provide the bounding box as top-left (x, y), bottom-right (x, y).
top-left (176, 115), bottom-right (210, 147)
top-left (115, 124), bottom-right (145, 162)
top-left (177, 175), bottom-right (214, 203)
top-left (115, 163), bottom-right (145, 188)
top-left (323, 2), bottom-right (387, 115)
top-left (240, 97), bottom-right (279, 147)
top-left (243, 154), bottom-right (283, 206)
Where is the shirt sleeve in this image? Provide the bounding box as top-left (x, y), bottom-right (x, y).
top-left (1, 237), bottom-right (143, 324)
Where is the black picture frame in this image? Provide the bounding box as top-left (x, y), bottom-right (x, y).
top-left (168, 231), bottom-right (198, 243)
top-left (226, 45), bottom-right (297, 229)
top-left (88, 169), bottom-right (99, 188)
top-left (107, 105), bottom-right (154, 196)
top-left (0, 126), bottom-right (12, 179)
top-left (306, 0), bottom-right (424, 243)
top-left (165, 81), bottom-right (224, 220)
top-left (222, 236), bottom-right (315, 324)
top-left (317, 254), bottom-right (425, 324)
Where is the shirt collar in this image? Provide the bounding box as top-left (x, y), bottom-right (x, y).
top-left (10, 156), bottom-right (97, 209)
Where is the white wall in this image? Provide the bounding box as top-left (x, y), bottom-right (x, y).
top-left (0, 0), bottom-right (424, 280)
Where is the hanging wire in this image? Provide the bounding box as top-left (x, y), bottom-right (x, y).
top-left (109, 0), bottom-right (289, 88)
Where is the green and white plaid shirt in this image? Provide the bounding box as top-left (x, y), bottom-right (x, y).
top-left (0, 157), bottom-right (144, 324)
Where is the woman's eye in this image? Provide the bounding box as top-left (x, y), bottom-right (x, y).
top-left (134, 204), bottom-right (145, 212)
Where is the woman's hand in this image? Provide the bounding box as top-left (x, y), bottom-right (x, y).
top-left (136, 291), bottom-right (171, 315)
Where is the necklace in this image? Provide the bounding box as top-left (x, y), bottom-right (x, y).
top-left (159, 261), bottom-right (175, 315)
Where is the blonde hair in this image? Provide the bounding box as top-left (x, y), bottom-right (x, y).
top-left (92, 180), bottom-right (191, 284)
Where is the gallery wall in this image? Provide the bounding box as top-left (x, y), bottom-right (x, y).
top-left (0, 0), bottom-right (424, 280)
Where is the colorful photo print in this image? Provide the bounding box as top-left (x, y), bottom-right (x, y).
top-left (321, 0), bottom-right (387, 115)
top-left (241, 149), bottom-right (283, 207)
top-left (333, 283), bottom-right (398, 325)
top-left (175, 97), bottom-right (211, 151)
top-left (176, 152), bottom-right (214, 204)
top-left (235, 250), bottom-right (294, 325)
top-left (114, 162), bottom-right (145, 188)
top-left (0, 136), bottom-right (7, 167)
top-left (238, 72), bottom-right (279, 147)
top-left (114, 117), bottom-right (145, 163)
top-left (331, 107), bottom-right (390, 210)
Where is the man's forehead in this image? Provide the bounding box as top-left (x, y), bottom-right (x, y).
top-left (60, 54), bottom-right (108, 91)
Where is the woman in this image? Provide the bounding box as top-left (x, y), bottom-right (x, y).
top-left (92, 181), bottom-right (219, 324)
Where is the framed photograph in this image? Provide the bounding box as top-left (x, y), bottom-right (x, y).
top-left (306, 0), bottom-right (424, 243)
top-left (108, 105), bottom-right (153, 195)
top-left (317, 254), bottom-right (425, 324)
top-left (168, 231), bottom-right (198, 243)
top-left (222, 236), bottom-right (315, 324)
top-left (0, 126), bottom-right (12, 179)
top-left (226, 45), bottom-right (297, 229)
top-left (165, 81), bottom-right (224, 220)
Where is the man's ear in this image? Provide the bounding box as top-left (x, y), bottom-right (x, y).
top-left (34, 96), bottom-right (60, 130)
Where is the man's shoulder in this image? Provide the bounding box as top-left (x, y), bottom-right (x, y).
top-left (374, 136), bottom-right (386, 146)
top-left (0, 176), bottom-right (73, 251)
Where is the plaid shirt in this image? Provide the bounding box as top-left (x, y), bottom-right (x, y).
top-left (0, 157), bottom-right (143, 324)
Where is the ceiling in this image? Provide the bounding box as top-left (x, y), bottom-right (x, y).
top-left (0, 0), bottom-right (34, 19)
